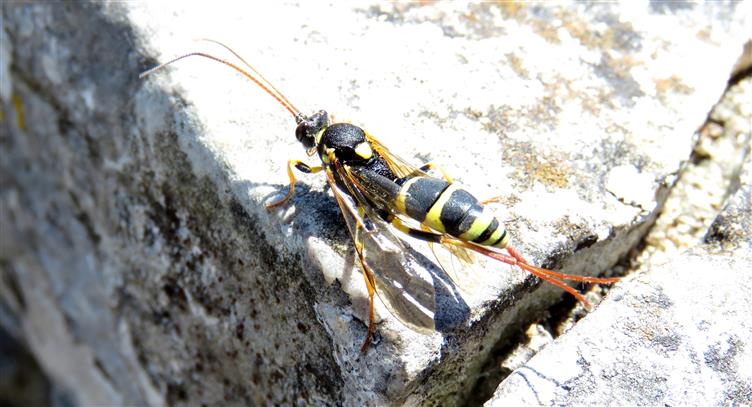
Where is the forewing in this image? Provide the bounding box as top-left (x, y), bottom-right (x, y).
top-left (325, 167), bottom-right (436, 334)
top-left (364, 132), bottom-right (427, 180)
top-left (344, 163), bottom-right (479, 292)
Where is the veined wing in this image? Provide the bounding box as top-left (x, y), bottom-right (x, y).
top-left (344, 163), bottom-right (479, 290)
top-left (364, 131), bottom-right (428, 180)
top-left (324, 165), bottom-right (436, 334)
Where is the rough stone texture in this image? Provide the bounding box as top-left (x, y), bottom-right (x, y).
top-left (486, 63), bottom-right (752, 407)
top-left (1, 2), bottom-right (749, 406)
top-left (487, 157), bottom-right (752, 406)
top-left (706, 132), bottom-right (752, 249)
top-left (486, 247), bottom-right (752, 406)
top-left (2, 4), bottom-right (341, 406)
top-left (0, 327), bottom-right (54, 406)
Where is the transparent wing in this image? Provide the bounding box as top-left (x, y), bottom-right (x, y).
top-left (364, 131), bottom-right (428, 180)
top-left (344, 162), bottom-right (479, 290)
top-left (324, 166), bottom-right (437, 334)
top-left (333, 148), bottom-right (619, 309)
top-left (428, 241), bottom-right (479, 291)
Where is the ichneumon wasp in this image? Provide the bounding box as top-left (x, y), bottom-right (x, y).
top-left (140, 40), bottom-right (620, 352)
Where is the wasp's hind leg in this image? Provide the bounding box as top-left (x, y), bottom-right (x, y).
top-left (266, 159), bottom-right (322, 209)
top-left (388, 216), bottom-right (443, 243)
top-left (479, 196), bottom-right (505, 205)
top-left (418, 162), bottom-right (454, 183)
top-left (504, 245), bottom-right (620, 308)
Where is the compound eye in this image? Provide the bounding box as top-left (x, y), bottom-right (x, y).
top-left (295, 123), bottom-right (307, 143)
top-left (295, 123), bottom-right (315, 149)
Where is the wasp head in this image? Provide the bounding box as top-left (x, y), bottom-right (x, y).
top-left (295, 110), bottom-right (329, 150)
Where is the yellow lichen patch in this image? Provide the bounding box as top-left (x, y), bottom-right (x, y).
top-left (654, 75), bottom-right (694, 105)
top-left (505, 53), bottom-right (529, 79)
top-left (494, 1), bottom-right (527, 21)
top-left (564, 18), bottom-right (638, 52)
top-left (523, 154), bottom-right (570, 189)
top-left (481, 194), bottom-right (520, 208)
top-left (561, 19), bottom-right (588, 45)
top-left (529, 17), bottom-right (562, 44)
top-left (654, 75), bottom-right (693, 95)
top-left (604, 54), bottom-right (642, 83)
top-left (12, 91), bottom-right (26, 131)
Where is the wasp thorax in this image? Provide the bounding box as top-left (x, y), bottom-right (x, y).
top-left (295, 110), bottom-right (329, 150)
top-left (319, 123), bottom-right (373, 164)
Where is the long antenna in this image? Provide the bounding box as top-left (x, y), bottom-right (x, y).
top-left (139, 51), bottom-right (301, 120)
top-left (196, 39), bottom-right (301, 116)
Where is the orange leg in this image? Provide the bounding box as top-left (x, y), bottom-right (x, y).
top-left (479, 196), bottom-right (504, 205)
top-left (325, 173), bottom-right (377, 352)
top-left (266, 160), bottom-right (321, 209)
top-left (442, 238), bottom-right (619, 309)
top-left (418, 162), bottom-right (454, 183)
top-left (506, 246), bottom-right (620, 284)
top-left (354, 241), bottom-right (377, 353)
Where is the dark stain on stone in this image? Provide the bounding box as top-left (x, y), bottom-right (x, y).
top-left (1, 269), bottom-right (27, 310)
top-left (649, 0), bottom-right (695, 14)
top-left (166, 382), bottom-right (188, 403)
top-left (574, 234), bottom-right (598, 252)
top-left (653, 333), bottom-right (681, 353)
top-left (704, 335), bottom-right (751, 403)
top-left (235, 322), bottom-right (245, 340)
top-left (593, 54), bottom-right (644, 109)
top-left (93, 357), bottom-right (114, 385)
top-left (162, 278), bottom-right (188, 312)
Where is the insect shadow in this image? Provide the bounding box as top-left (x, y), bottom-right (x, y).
top-left (263, 180), bottom-right (471, 336)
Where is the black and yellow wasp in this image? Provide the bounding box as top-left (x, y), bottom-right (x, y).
top-left (141, 41), bottom-right (619, 351)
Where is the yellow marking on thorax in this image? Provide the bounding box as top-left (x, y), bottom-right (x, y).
top-left (322, 147), bottom-right (336, 164)
top-left (354, 142), bottom-right (373, 159)
top-left (314, 127), bottom-right (326, 145)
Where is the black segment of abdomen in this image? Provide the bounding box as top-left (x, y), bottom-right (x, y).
top-left (440, 188), bottom-right (484, 237)
top-left (403, 177), bottom-right (450, 222)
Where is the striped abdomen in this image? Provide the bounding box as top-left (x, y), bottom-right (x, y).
top-left (396, 176), bottom-right (508, 248)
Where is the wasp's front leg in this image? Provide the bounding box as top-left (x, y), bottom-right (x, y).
top-left (266, 159), bottom-right (322, 209)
